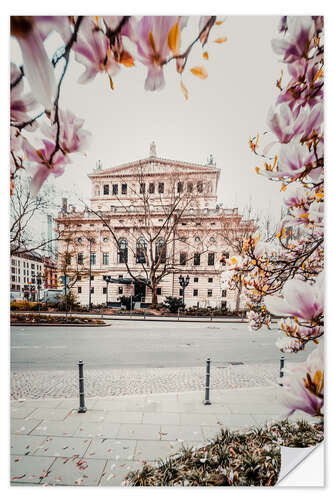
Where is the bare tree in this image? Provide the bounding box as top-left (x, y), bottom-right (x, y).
top-left (57, 224), bottom-right (90, 292)
top-left (10, 176), bottom-right (60, 256)
top-left (86, 163), bottom-right (216, 308)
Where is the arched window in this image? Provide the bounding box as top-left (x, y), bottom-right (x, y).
top-left (155, 239), bottom-right (166, 264)
top-left (118, 238), bottom-right (128, 264)
top-left (136, 238), bottom-right (147, 264)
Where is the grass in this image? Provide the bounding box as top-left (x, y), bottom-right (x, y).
top-left (124, 419), bottom-right (323, 487)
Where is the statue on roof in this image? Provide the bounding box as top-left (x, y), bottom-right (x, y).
top-left (149, 141), bottom-right (157, 157)
top-left (207, 153), bottom-right (215, 165)
top-left (95, 160), bottom-right (103, 170)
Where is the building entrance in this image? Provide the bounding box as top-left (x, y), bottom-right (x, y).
top-left (134, 281), bottom-right (146, 302)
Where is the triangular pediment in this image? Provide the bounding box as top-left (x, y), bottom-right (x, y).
top-left (89, 156), bottom-right (219, 179)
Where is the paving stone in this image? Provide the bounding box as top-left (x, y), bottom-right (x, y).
top-left (228, 404), bottom-right (286, 415)
top-left (142, 412), bottom-right (180, 425)
top-left (39, 457), bottom-right (107, 486)
top-left (65, 409), bottom-right (106, 423)
top-left (11, 399), bottom-right (63, 409)
top-left (180, 413), bottom-right (225, 425)
top-left (32, 436), bottom-right (91, 458)
top-left (10, 455), bottom-right (56, 484)
top-left (134, 440), bottom-right (180, 461)
top-left (74, 422), bottom-right (120, 439)
top-left (103, 411), bottom-right (143, 424)
top-left (30, 420), bottom-right (82, 437)
top-left (84, 438), bottom-right (136, 460)
top-left (99, 460), bottom-right (142, 486)
top-left (160, 424), bottom-right (204, 442)
top-left (55, 398), bottom-right (98, 410)
top-left (11, 406), bottom-right (39, 419)
top-left (28, 408), bottom-right (72, 421)
top-left (201, 425), bottom-right (224, 441)
top-left (11, 419), bottom-right (42, 435)
top-left (10, 435), bottom-right (47, 456)
top-left (209, 414), bottom-right (257, 430)
top-left (94, 399), bottom-right (146, 412)
top-left (117, 423), bottom-right (161, 440)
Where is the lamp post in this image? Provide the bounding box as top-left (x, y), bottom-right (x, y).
top-left (36, 272), bottom-right (42, 312)
top-left (86, 237), bottom-right (94, 311)
top-left (103, 275), bottom-right (112, 307)
top-left (178, 274), bottom-right (190, 308)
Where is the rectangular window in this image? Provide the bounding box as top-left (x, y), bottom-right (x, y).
top-left (112, 184), bottom-right (118, 195)
top-left (103, 253), bottom-right (109, 265)
top-left (187, 182), bottom-right (193, 193)
top-left (78, 286), bottom-right (82, 294)
top-left (221, 301), bottom-right (227, 309)
top-left (91, 287), bottom-right (94, 294)
top-left (197, 181), bottom-right (203, 193)
top-left (208, 289), bottom-right (213, 297)
top-left (118, 286), bottom-right (123, 295)
top-left (77, 275), bottom-right (81, 281)
top-left (91, 275), bottom-right (94, 281)
top-left (140, 183), bottom-right (146, 194)
top-left (194, 277), bottom-right (199, 283)
top-left (149, 183), bottom-right (155, 194)
top-left (65, 255), bottom-right (71, 265)
top-left (194, 253), bottom-right (200, 266)
top-left (104, 184), bottom-right (109, 195)
top-left (121, 184), bottom-right (127, 194)
top-left (208, 277), bottom-right (213, 283)
top-left (103, 287), bottom-right (107, 294)
top-left (179, 288), bottom-right (183, 296)
top-left (90, 253), bottom-right (96, 265)
top-left (193, 289), bottom-right (198, 296)
top-left (31, 263), bottom-right (35, 269)
top-left (11, 267), bottom-right (15, 273)
top-left (158, 182), bottom-right (164, 194)
top-left (77, 253), bottom-right (83, 264)
top-left (177, 182), bottom-right (183, 193)
top-left (208, 253), bottom-right (215, 266)
top-left (157, 287), bottom-right (162, 295)
top-left (179, 252), bottom-right (187, 266)
top-left (222, 290), bottom-right (227, 297)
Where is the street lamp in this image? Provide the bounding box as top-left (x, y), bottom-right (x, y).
top-left (86, 237), bottom-right (94, 311)
top-left (178, 274), bottom-right (190, 308)
top-left (36, 272), bottom-right (42, 312)
top-left (103, 276), bottom-right (112, 307)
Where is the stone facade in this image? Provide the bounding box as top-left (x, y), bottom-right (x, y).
top-left (56, 144), bottom-right (254, 310)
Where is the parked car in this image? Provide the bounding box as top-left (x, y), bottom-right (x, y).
top-left (10, 291), bottom-right (24, 302)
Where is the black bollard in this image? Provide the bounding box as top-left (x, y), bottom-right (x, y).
top-left (203, 358), bottom-right (212, 405)
top-left (77, 360), bottom-right (87, 413)
top-left (279, 355), bottom-right (285, 386)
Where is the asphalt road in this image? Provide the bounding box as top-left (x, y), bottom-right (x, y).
top-left (10, 321), bottom-right (314, 371)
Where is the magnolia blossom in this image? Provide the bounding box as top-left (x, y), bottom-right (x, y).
top-left (11, 16), bottom-right (56, 110)
top-left (22, 139), bottom-right (70, 195)
top-left (308, 200), bottom-right (324, 226)
top-left (10, 63), bottom-right (37, 125)
top-left (267, 103), bottom-right (308, 144)
top-left (264, 273), bottom-right (324, 322)
top-left (34, 16), bottom-right (72, 43)
top-left (40, 109), bottom-right (91, 154)
top-left (271, 16), bottom-right (314, 63)
top-left (282, 342), bottom-right (324, 417)
top-left (10, 128), bottom-right (24, 172)
top-left (132, 16), bottom-right (188, 91)
top-left (73, 17), bottom-right (120, 84)
top-left (276, 336), bottom-right (305, 353)
top-left (265, 140), bottom-right (314, 181)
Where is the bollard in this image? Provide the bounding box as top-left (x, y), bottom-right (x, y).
top-left (144, 310), bottom-right (146, 320)
top-left (77, 360), bottom-right (87, 413)
top-left (203, 357), bottom-right (212, 405)
top-left (210, 312), bottom-right (213, 321)
top-left (279, 355), bottom-right (285, 386)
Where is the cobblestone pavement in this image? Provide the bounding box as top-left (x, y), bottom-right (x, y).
top-left (11, 363), bottom-right (281, 400)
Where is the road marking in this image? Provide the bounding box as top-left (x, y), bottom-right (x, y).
top-left (12, 345), bottom-right (67, 349)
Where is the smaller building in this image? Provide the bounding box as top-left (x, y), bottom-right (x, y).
top-left (10, 251), bottom-right (58, 300)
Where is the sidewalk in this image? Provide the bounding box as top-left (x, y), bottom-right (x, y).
top-left (10, 387), bottom-right (316, 486)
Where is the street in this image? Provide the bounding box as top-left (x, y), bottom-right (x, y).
top-left (11, 321), bottom-right (312, 371)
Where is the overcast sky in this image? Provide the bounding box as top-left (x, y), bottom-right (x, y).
top-left (11, 16), bottom-right (285, 226)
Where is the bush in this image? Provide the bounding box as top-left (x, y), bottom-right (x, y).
top-left (118, 295), bottom-right (134, 311)
top-left (11, 300), bottom-right (36, 311)
top-left (163, 296), bottom-right (184, 313)
top-left (57, 291), bottom-right (79, 312)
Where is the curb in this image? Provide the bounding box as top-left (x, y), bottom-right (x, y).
top-left (10, 322), bottom-right (110, 327)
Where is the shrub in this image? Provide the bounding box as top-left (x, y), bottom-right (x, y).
top-left (163, 296), bottom-right (183, 313)
top-left (118, 295), bottom-right (134, 310)
top-left (57, 291), bottom-right (79, 311)
top-left (11, 300), bottom-right (35, 311)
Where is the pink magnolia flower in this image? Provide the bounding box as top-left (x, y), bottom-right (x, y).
top-left (11, 16), bottom-right (56, 111)
top-left (282, 342), bottom-right (324, 417)
top-left (267, 103), bottom-right (308, 143)
top-left (264, 273), bottom-right (324, 322)
top-left (276, 336), bottom-right (305, 353)
top-left (308, 200), bottom-right (324, 226)
top-left (34, 16), bottom-right (72, 43)
top-left (73, 16), bottom-right (120, 84)
top-left (271, 16), bottom-right (314, 63)
top-left (22, 139), bottom-right (70, 195)
top-left (10, 63), bottom-right (37, 125)
top-left (265, 140), bottom-right (314, 180)
top-left (40, 109), bottom-right (91, 154)
top-left (131, 16), bottom-right (188, 91)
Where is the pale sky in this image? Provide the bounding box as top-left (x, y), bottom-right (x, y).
top-left (11, 16), bottom-right (285, 227)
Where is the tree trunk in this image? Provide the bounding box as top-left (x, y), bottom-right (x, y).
top-left (235, 282), bottom-right (243, 315)
top-left (151, 285), bottom-right (158, 309)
